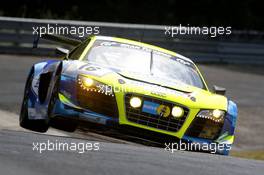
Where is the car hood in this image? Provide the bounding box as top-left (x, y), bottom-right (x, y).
top-left (116, 71), bottom-right (227, 110)
top-left (117, 71), bottom-right (195, 93)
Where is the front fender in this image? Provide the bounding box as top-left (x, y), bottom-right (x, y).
top-left (28, 60), bottom-right (62, 120)
top-left (216, 100), bottom-right (238, 146)
top-left (224, 100), bottom-right (238, 135)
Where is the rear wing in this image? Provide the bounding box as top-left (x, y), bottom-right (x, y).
top-left (33, 33), bottom-right (82, 48)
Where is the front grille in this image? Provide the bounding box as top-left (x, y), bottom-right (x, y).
top-left (125, 94), bottom-right (189, 132)
top-left (185, 117), bottom-right (224, 140)
top-left (76, 84), bottom-right (118, 118)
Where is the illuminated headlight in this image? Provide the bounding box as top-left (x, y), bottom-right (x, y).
top-left (196, 109), bottom-right (225, 122)
top-left (130, 97), bottom-right (142, 108)
top-left (82, 77), bottom-right (94, 87)
top-left (171, 106), bottom-right (184, 118)
top-left (212, 109), bottom-right (224, 119)
top-left (77, 75), bottom-right (114, 96)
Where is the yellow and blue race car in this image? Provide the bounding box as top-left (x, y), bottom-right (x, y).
top-left (20, 35), bottom-right (237, 155)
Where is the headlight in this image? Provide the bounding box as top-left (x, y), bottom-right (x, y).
top-left (212, 109), bottom-right (224, 119)
top-left (171, 106), bottom-right (184, 118)
top-left (196, 109), bottom-right (225, 122)
top-left (130, 97), bottom-right (142, 108)
top-left (77, 75), bottom-right (114, 96)
top-left (82, 77), bottom-right (94, 87)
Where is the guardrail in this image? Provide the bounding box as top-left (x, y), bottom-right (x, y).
top-left (0, 16), bottom-right (264, 64)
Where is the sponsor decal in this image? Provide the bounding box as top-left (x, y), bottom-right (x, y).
top-left (142, 101), bottom-right (159, 115)
top-left (150, 91), bottom-right (167, 98)
top-left (142, 101), bottom-right (171, 117)
top-left (157, 105), bottom-right (170, 117)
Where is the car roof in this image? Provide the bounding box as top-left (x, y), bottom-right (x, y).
top-left (91, 35), bottom-right (194, 63)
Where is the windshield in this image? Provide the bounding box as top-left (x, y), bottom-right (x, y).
top-left (86, 43), bottom-right (151, 74)
top-left (84, 40), bottom-right (205, 89)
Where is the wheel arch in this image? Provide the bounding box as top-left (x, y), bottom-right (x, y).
top-left (28, 60), bottom-right (63, 105)
top-left (37, 60), bottom-right (63, 104)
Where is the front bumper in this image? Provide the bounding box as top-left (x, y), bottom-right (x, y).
top-left (54, 89), bottom-right (237, 155)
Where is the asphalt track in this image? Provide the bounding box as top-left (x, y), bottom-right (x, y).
top-left (0, 54), bottom-right (264, 175)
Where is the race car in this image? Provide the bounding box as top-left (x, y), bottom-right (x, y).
top-left (20, 35), bottom-right (238, 155)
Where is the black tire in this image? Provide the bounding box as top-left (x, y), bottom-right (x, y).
top-left (19, 69), bottom-right (49, 133)
top-left (49, 75), bottom-right (77, 132)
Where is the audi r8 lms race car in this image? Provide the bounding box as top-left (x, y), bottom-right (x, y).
top-left (19, 35), bottom-right (238, 155)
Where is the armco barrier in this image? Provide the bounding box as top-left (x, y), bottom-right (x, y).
top-left (0, 16), bottom-right (264, 64)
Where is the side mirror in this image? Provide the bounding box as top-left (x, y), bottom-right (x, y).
top-left (56, 47), bottom-right (69, 60)
top-left (213, 85), bottom-right (226, 95)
